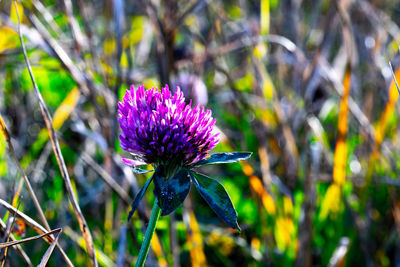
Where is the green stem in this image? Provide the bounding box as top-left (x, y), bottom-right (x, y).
top-left (135, 198), bottom-right (161, 267)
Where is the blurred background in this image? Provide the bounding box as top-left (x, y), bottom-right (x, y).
top-left (1, 0), bottom-right (400, 266)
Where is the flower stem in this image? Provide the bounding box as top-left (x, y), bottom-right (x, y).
top-left (135, 198), bottom-right (161, 267)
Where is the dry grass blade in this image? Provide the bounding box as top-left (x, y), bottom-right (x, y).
top-left (365, 66), bottom-right (400, 180)
top-left (320, 62), bottom-right (376, 142)
top-left (0, 115), bottom-right (73, 266)
top-left (26, 12), bottom-right (112, 119)
top-left (360, 64), bottom-right (400, 207)
top-left (241, 161), bottom-right (276, 215)
top-left (0, 115), bottom-right (23, 209)
top-left (0, 228), bottom-right (61, 266)
top-left (183, 209), bottom-right (207, 267)
top-left (258, 146), bottom-right (272, 190)
top-left (0, 228), bottom-right (60, 249)
top-left (373, 66), bottom-right (400, 148)
top-left (80, 153), bottom-right (131, 205)
top-left (27, 14), bottom-right (90, 95)
top-left (149, 231), bottom-right (167, 266)
top-left (0, 220), bottom-right (32, 267)
top-left (389, 62), bottom-right (400, 95)
top-left (13, 1), bottom-right (97, 265)
top-left (328, 237), bottom-right (350, 267)
top-left (0, 199), bottom-right (53, 243)
top-left (63, 227), bottom-right (115, 267)
top-left (216, 129), bottom-right (276, 215)
top-left (1, 200), bottom-right (21, 267)
top-left (332, 64), bottom-right (351, 186)
top-left (38, 229), bottom-right (62, 267)
top-left (31, 0), bottom-right (65, 38)
top-left (0, 114), bottom-right (50, 231)
top-left (0, 199), bottom-right (75, 266)
top-left (319, 64), bottom-right (351, 220)
top-left (0, 199), bottom-right (110, 266)
top-left (253, 56), bottom-right (299, 175)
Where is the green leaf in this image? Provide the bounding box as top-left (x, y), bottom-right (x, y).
top-left (127, 175), bottom-right (154, 221)
top-left (189, 170), bottom-right (240, 231)
top-left (153, 166), bottom-right (191, 216)
top-left (191, 152), bottom-right (252, 167)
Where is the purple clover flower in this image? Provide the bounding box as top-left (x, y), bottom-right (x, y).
top-left (118, 85), bottom-right (219, 168)
top-left (120, 84), bottom-right (251, 230)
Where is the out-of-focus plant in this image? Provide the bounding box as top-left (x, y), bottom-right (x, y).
top-left (118, 85), bottom-right (251, 266)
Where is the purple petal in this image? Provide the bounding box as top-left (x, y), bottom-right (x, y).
top-left (122, 158), bottom-right (147, 166)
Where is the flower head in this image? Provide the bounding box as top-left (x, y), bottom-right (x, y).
top-left (118, 85), bottom-right (219, 167)
top-left (120, 85), bottom-right (251, 231)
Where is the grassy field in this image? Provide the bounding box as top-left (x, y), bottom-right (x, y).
top-left (1, 0), bottom-right (400, 266)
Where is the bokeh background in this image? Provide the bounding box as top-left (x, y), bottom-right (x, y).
top-left (1, 0), bottom-right (400, 266)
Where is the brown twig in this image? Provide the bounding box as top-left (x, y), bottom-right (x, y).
top-left (0, 228), bottom-right (61, 250)
top-left (38, 229), bottom-right (62, 267)
top-left (0, 226), bottom-right (62, 266)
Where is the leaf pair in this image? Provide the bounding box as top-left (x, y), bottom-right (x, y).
top-left (126, 166), bottom-right (189, 221)
top-left (126, 152), bottom-right (252, 230)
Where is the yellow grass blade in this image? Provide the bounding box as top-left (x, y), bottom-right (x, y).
top-left (332, 66), bottom-right (351, 185)
top-left (187, 211), bottom-right (207, 267)
top-left (373, 68), bottom-right (400, 149)
top-left (150, 233), bottom-right (168, 266)
top-left (319, 183), bottom-right (341, 221)
top-left (363, 68), bottom-right (400, 197)
top-left (260, 0), bottom-right (270, 35)
top-left (10, 1), bottom-right (23, 24)
top-left (0, 27), bottom-right (19, 54)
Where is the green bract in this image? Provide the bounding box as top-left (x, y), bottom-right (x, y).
top-left (127, 152), bottom-right (252, 230)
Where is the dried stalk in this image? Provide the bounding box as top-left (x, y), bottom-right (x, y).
top-left (13, 1), bottom-right (97, 266)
